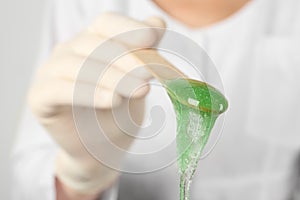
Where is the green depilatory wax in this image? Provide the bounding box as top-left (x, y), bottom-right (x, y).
top-left (165, 78), bottom-right (228, 200)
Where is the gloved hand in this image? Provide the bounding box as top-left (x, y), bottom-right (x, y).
top-left (28, 12), bottom-right (166, 195)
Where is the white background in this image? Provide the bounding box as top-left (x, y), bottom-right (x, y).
top-left (0, 0), bottom-right (46, 198)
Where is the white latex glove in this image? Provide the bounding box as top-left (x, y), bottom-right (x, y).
top-left (28, 12), bottom-right (166, 195)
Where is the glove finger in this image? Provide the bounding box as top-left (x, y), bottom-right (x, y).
top-left (88, 12), bottom-right (165, 48)
top-left (67, 34), bottom-right (152, 81)
top-left (28, 78), bottom-right (123, 118)
top-left (143, 16), bottom-right (166, 45)
top-left (97, 63), bottom-right (150, 98)
top-left (43, 55), bottom-right (150, 99)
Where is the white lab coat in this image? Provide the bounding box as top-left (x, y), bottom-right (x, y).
top-left (12, 0), bottom-right (300, 199)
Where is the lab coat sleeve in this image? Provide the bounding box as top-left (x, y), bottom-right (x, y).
top-left (11, 0), bottom-right (119, 199)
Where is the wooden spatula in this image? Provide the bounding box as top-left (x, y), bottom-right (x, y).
top-left (133, 49), bottom-right (187, 83)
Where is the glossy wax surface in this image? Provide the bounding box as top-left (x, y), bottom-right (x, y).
top-left (165, 78), bottom-right (228, 200)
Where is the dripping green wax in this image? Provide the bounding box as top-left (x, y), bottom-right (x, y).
top-left (165, 78), bottom-right (228, 200)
